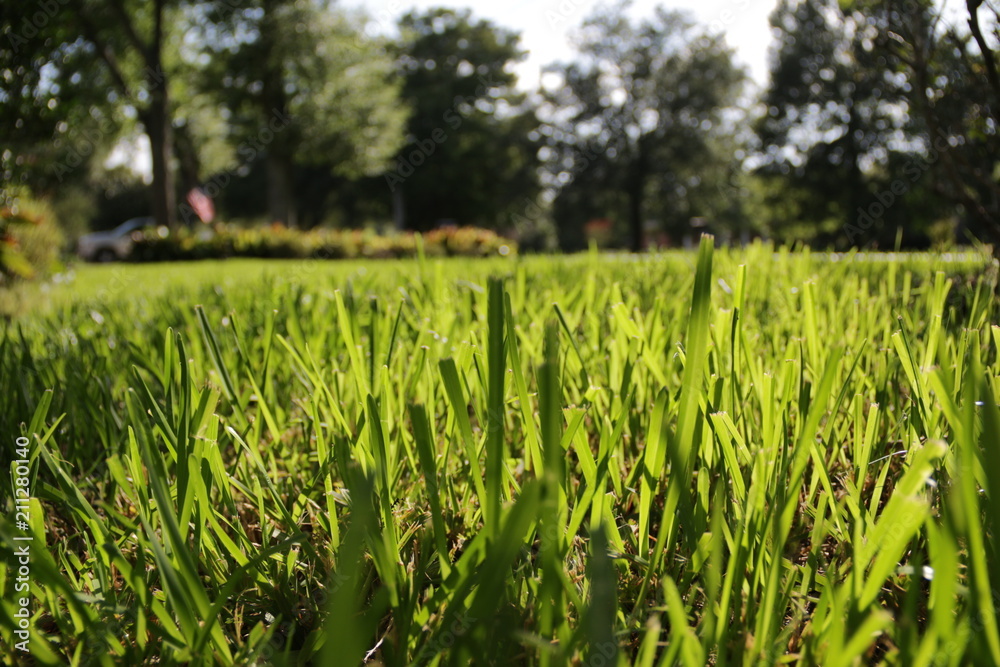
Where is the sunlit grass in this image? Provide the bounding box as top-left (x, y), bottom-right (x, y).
top-left (1, 239), bottom-right (999, 665)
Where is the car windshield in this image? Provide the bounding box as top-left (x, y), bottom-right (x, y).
top-left (117, 218), bottom-right (151, 234)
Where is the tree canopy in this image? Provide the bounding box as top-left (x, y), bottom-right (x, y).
top-left (2, 0), bottom-right (183, 227)
top-left (542, 5), bottom-right (745, 250)
top-left (754, 0), bottom-right (999, 249)
top-left (3, 0), bottom-right (999, 253)
top-left (192, 0), bottom-right (407, 227)
top-left (388, 7), bottom-right (541, 234)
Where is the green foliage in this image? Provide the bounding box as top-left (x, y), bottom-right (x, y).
top-left (755, 0), bottom-right (905, 246)
top-left (543, 5), bottom-right (746, 250)
top-left (1, 242), bottom-right (999, 665)
top-left (0, 190), bottom-right (66, 317)
top-left (842, 0), bottom-right (1000, 246)
top-left (0, 209), bottom-right (40, 283)
top-left (193, 0), bottom-right (408, 226)
top-left (753, 0), bottom-right (999, 250)
top-left (0, 190), bottom-right (64, 283)
top-left (46, 184), bottom-right (99, 243)
top-left (390, 8), bottom-right (542, 233)
top-left (0, 0), bottom-right (127, 193)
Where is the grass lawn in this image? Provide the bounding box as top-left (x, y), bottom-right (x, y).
top-left (2, 239), bottom-right (999, 665)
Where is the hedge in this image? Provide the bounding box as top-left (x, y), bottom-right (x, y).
top-left (128, 223), bottom-right (517, 262)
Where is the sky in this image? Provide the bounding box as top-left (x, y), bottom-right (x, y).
top-left (343, 0), bottom-right (782, 90)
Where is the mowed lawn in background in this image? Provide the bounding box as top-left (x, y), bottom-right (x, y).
top-left (2, 240), bottom-right (1000, 666)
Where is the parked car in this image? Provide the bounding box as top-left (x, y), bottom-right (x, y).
top-left (77, 217), bottom-right (152, 262)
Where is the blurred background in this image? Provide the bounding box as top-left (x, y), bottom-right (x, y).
top-left (1, 0), bottom-right (998, 265)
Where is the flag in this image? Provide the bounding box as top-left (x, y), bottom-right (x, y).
top-left (186, 187), bottom-right (215, 223)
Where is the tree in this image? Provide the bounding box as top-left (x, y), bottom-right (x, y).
top-left (1, 0), bottom-right (180, 228)
top-left (757, 0), bottom-right (895, 245)
top-left (389, 8), bottom-right (542, 233)
top-left (543, 4), bottom-right (745, 251)
top-left (195, 0), bottom-right (407, 227)
top-left (853, 0), bottom-right (1000, 249)
top-left (755, 0), bottom-right (982, 249)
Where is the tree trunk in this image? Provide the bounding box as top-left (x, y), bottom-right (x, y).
top-left (260, 0), bottom-right (295, 227)
top-left (627, 141), bottom-right (648, 252)
top-left (627, 184), bottom-right (643, 252)
top-left (174, 122), bottom-right (202, 196)
top-left (267, 150), bottom-right (296, 227)
top-left (78, 0), bottom-right (177, 228)
top-left (393, 187), bottom-right (406, 231)
top-left (844, 105), bottom-right (869, 246)
top-left (146, 0), bottom-right (174, 229)
top-left (145, 86), bottom-right (176, 229)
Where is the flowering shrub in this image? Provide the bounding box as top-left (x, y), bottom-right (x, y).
top-left (1, 190), bottom-right (64, 284)
top-left (127, 224), bottom-right (516, 261)
top-left (424, 226), bottom-right (515, 257)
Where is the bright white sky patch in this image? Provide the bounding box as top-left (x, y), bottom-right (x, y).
top-left (348, 0), bottom-right (779, 90)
